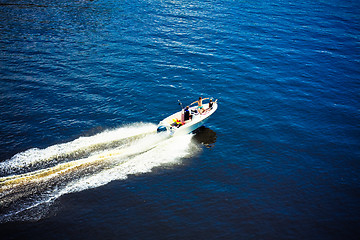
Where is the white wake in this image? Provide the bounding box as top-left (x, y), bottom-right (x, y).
top-left (0, 123), bottom-right (200, 222)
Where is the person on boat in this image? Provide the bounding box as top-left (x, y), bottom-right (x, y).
top-left (206, 99), bottom-right (214, 112)
top-left (184, 106), bottom-right (192, 121)
top-left (191, 97), bottom-right (209, 114)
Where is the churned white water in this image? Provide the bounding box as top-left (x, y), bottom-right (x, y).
top-left (0, 123), bottom-right (200, 222)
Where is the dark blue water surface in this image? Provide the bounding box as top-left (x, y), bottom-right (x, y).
top-left (1, 0), bottom-right (359, 239)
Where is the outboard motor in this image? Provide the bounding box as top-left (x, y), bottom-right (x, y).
top-left (157, 125), bottom-right (168, 133)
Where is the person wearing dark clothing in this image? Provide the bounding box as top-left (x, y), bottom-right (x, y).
top-left (208, 99), bottom-right (213, 109)
top-left (184, 106), bottom-right (192, 121)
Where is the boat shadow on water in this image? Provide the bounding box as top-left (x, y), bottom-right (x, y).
top-left (192, 126), bottom-right (217, 149)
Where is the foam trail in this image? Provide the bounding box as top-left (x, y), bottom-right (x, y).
top-left (0, 123), bottom-right (156, 176)
top-left (0, 123), bottom-right (200, 223)
top-left (63, 134), bottom-right (197, 193)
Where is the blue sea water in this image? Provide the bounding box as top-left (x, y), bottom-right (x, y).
top-left (0, 0), bottom-right (359, 239)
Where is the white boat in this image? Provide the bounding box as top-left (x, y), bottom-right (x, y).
top-left (157, 100), bottom-right (218, 136)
